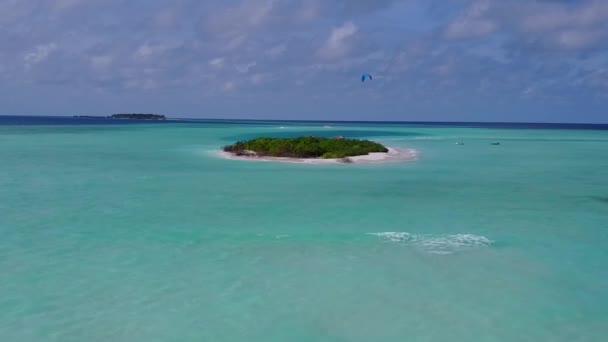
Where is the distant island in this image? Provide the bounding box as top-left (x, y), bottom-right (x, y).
top-left (73, 114), bottom-right (166, 120)
top-left (110, 113), bottom-right (166, 120)
top-left (223, 136), bottom-right (389, 160)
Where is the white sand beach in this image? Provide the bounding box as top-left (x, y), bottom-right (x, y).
top-left (216, 147), bottom-right (418, 164)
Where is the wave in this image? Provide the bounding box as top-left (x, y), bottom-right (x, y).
top-left (367, 232), bottom-right (492, 254)
top-left (414, 136), bottom-right (441, 140)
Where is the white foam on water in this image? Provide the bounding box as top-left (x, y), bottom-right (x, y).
top-left (368, 232), bottom-right (415, 242)
top-left (367, 232), bottom-right (492, 254)
top-left (413, 136), bottom-right (445, 140)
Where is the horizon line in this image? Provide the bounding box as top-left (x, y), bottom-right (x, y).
top-left (0, 114), bottom-right (607, 126)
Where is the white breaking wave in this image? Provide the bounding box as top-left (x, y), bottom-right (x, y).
top-left (413, 136), bottom-right (445, 140)
top-left (369, 232), bottom-right (415, 242)
top-left (368, 232), bottom-right (492, 254)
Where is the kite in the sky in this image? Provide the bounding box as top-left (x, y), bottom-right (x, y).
top-left (361, 73), bottom-right (372, 82)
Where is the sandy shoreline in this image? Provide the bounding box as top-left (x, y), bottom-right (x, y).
top-left (216, 147), bottom-right (418, 164)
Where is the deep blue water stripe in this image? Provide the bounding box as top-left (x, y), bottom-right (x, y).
top-left (1, 115), bottom-right (607, 130)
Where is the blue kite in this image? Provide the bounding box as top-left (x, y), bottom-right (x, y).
top-left (361, 73), bottom-right (372, 82)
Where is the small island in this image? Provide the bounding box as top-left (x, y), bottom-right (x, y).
top-left (110, 113), bottom-right (166, 120)
top-left (219, 136), bottom-right (416, 164)
top-left (224, 136), bottom-right (387, 159)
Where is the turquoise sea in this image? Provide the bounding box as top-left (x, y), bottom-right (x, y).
top-left (1, 117), bottom-right (607, 341)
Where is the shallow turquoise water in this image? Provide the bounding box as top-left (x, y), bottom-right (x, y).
top-left (1, 122), bottom-right (607, 341)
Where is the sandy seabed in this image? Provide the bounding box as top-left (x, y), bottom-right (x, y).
top-left (216, 147), bottom-right (418, 164)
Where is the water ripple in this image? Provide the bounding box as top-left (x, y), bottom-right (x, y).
top-left (368, 232), bottom-right (493, 254)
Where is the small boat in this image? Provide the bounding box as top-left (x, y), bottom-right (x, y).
top-left (455, 142), bottom-right (464, 145)
top-left (490, 142), bottom-right (500, 145)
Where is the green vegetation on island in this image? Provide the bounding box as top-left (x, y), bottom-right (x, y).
top-left (223, 136), bottom-right (388, 159)
top-left (110, 113), bottom-right (166, 120)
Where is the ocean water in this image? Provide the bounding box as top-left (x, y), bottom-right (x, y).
top-left (1, 116), bottom-right (607, 341)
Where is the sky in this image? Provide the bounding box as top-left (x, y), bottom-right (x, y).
top-left (1, 0), bottom-right (607, 123)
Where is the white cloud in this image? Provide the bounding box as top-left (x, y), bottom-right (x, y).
top-left (209, 57), bottom-right (225, 68)
top-left (2, 0), bottom-right (608, 109)
top-left (222, 81), bottom-right (237, 92)
top-left (235, 61), bottom-right (257, 74)
top-left (380, 40), bottom-right (432, 76)
top-left (133, 42), bottom-right (176, 61)
top-left (446, 18), bottom-right (497, 40)
top-left (517, 0), bottom-right (608, 50)
top-left (554, 29), bottom-right (605, 50)
top-left (201, 0), bottom-right (282, 52)
top-left (134, 43), bottom-right (155, 59)
top-left (318, 21), bottom-right (358, 60)
top-left (443, 0), bottom-right (608, 50)
top-left (224, 34), bottom-right (248, 51)
top-left (246, 0), bottom-right (276, 27)
top-left (266, 44), bottom-right (287, 58)
top-left (204, 0), bottom-right (276, 35)
top-left (294, 0), bottom-right (320, 22)
top-left (445, 0), bottom-right (497, 39)
top-left (250, 73), bottom-right (271, 85)
top-left (521, 0), bottom-right (608, 33)
top-left (580, 68), bottom-right (608, 90)
top-left (23, 43), bottom-right (58, 68)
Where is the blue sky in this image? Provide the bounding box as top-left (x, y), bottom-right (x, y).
top-left (1, 0), bottom-right (607, 123)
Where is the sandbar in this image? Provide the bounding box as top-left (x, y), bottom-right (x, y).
top-left (216, 147), bottom-right (418, 164)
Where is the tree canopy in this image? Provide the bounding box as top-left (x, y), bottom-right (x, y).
top-left (223, 136), bottom-right (388, 159)
top-left (110, 113), bottom-right (166, 120)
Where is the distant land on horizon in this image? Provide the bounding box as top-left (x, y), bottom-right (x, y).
top-left (78, 114), bottom-right (608, 126)
top-left (73, 114), bottom-right (166, 120)
top-left (0, 115), bottom-right (607, 129)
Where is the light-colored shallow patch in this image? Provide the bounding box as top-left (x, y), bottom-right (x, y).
top-left (216, 147), bottom-right (418, 164)
top-left (368, 232), bottom-right (493, 255)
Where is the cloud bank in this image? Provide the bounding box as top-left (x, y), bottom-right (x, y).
top-left (0, 0), bottom-right (607, 122)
